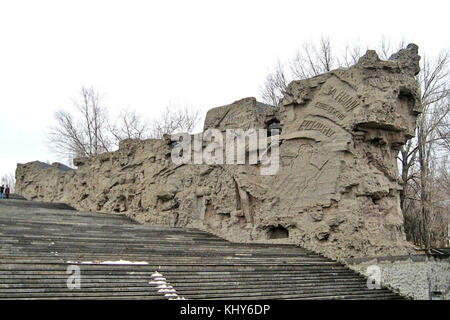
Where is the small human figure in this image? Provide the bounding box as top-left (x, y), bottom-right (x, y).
top-left (0, 185), bottom-right (4, 199)
top-left (5, 185), bottom-right (10, 199)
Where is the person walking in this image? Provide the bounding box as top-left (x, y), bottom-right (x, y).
top-left (0, 185), bottom-right (4, 199)
top-left (5, 185), bottom-right (10, 199)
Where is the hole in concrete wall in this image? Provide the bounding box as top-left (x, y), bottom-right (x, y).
top-left (398, 89), bottom-right (419, 116)
top-left (398, 90), bottom-right (415, 109)
top-left (267, 225), bottom-right (289, 239)
top-left (266, 119), bottom-right (281, 136)
top-left (238, 216), bottom-right (246, 227)
top-left (369, 137), bottom-right (386, 147)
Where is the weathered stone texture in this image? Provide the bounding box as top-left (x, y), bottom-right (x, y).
top-left (348, 255), bottom-right (450, 300)
top-left (15, 45), bottom-right (422, 259)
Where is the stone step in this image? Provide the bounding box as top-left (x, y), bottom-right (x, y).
top-left (0, 199), bottom-right (405, 300)
top-left (0, 276), bottom-right (365, 285)
top-left (174, 288), bottom-right (400, 300)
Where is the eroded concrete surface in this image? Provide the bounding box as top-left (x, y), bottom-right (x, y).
top-left (15, 45), bottom-right (422, 260)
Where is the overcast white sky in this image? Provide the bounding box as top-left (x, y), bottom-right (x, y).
top-left (0, 0), bottom-right (449, 181)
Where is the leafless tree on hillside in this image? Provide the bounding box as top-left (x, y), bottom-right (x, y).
top-left (47, 86), bottom-right (111, 160)
top-left (259, 37), bottom-right (406, 106)
top-left (149, 104), bottom-right (202, 139)
top-left (47, 88), bottom-right (203, 163)
top-left (291, 36), bottom-right (336, 80)
top-left (259, 60), bottom-right (289, 107)
top-left (108, 109), bottom-right (151, 147)
top-left (414, 52), bottom-right (449, 251)
top-left (110, 105), bottom-right (202, 142)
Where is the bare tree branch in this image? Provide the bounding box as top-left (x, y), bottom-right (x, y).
top-left (47, 86), bottom-right (111, 161)
top-left (108, 109), bottom-right (151, 146)
top-left (149, 104), bottom-right (202, 138)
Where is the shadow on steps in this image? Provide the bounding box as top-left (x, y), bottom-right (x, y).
top-left (0, 196), bottom-right (76, 211)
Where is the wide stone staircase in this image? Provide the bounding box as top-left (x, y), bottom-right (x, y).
top-left (0, 198), bottom-right (404, 300)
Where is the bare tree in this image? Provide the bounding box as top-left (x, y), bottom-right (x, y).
top-left (47, 86), bottom-right (111, 160)
top-left (109, 109), bottom-right (151, 147)
top-left (339, 44), bottom-right (364, 68)
top-left (109, 105), bottom-right (202, 142)
top-left (435, 98), bottom-right (450, 151)
top-left (259, 36), bottom-right (340, 107)
top-left (429, 160), bottom-right (450, 247)
top-left (291, 36), bottom-right (336, 80)
top-left (414, 52), bottom-right (449, 251)
top-left (260, 37), bottom-right (406, 106)
top-left (48, 89), bottom-right (203, 163)
top-left (259, 60), bottom-right (289, 107)
top-left (149, 104), bottom-right (202, 139)
top-left (378, 36), bottom-right (406, 60)
top-left (393, 50), bottom-right (449, 251)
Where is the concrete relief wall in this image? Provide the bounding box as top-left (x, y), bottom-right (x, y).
top-left (15, 44), bottom-right (422, 260)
